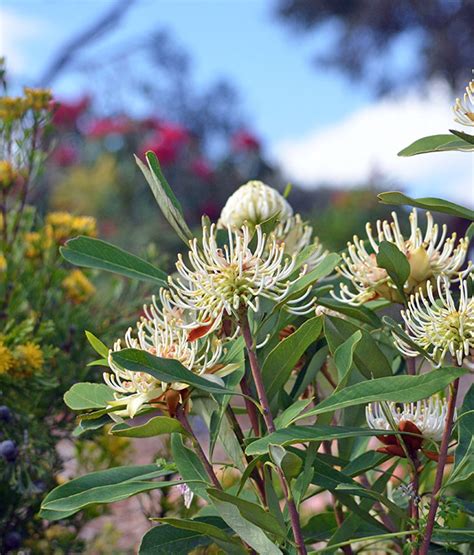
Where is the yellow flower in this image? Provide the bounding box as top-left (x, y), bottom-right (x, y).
top-left (46, 211), bottom-right (97, 242)
top-left (0, 253), bottom-right (6, 273)
top-left (62, 269), bottom-right (96, 304)
top-left (24, 230), bottom-right (53, 258)
top-left (0, 96), bottom-right (28, 121)
top-left (0, 342), bottom-right (15, 374)
top-left (0, 160), bottom-right (19, 189)
top-left (14, 342), bottom-right (44, 374)
top-left (23, 87), bottom-right (52, 112)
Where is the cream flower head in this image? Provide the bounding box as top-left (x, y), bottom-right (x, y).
top-left (219, 180), bottom-right (293, 230)
top-left (393, 275), bottom-right (474, 367)
top-left (104, 296), bottom-right (222, 417)
top-left (333, 209), bottom-right (469, 305)
top-left (453, 80), bottom-right (474, 127)
top-left (366, 396), bottom-right (450, 443)
top-left (274, 214), bottom-right (328, 270)
top-left (165, 223), bottom-right (311, 337)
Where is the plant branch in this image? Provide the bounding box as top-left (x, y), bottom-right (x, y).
top-left (419, 377), bottom-right (460, 555)
top-left (175, 406), bottom-right (222, 490)
top-left (239, 311), bottom-right (307, 555)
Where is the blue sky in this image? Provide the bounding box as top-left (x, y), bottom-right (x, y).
top-left (1, 0), bottom-right (473, 204)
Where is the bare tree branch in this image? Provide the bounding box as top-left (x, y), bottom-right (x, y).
top-left (39, 0), bottom-right (136, 86)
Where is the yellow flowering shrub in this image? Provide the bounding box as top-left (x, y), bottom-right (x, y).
top-left (13, 342), bottom-right (44, 375)
top-left (62, 269), bottom-right (96, 304)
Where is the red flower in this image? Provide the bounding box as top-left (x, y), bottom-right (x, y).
top-left (140, 123), bottom-right (190, 165)
top-left (51, 144), bottom-right (79, 167)
top-left (85, 117), bottom-right (131, 139)
top-left (190, 158), bottom-right (214, 181)
top-left (232, 130), bottom-right (261, 152)
top-left (52, 96), bottom-right (89, 128)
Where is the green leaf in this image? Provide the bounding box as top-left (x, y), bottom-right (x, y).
top-left (110, 416), bottom-right (187, 438)
top-left (171, 434), bottom-right (210, 501)
top-left (397, 134), bottom-right (474, 156)
top-left (376, 241), bottom-right (410, 302)
top-left (246, 425), bottom-right (392, 456)
top-left (63, 382), bottom-right (115, 410)
top-left (299, 366), bottom-right (467, 421)
top-left (324, 316), bottom-right (392, 378)
top-left (111, 349), bottom-right (231, 395)
top-left (262, 316), bottom-right (322, 401)
top-left (333, 331), bottom-right (362, 387)
top-left (382, 316), bottom-right (436, 363)
top-left (335, 483), bottom-right (406, 520)
top-left (315, 298), bottom-right (382, 328)
top-left (207, 488), bottom-right (286, 539)
top-left (73, 415), bottom-right (111, 437)
top-left (378, 191), bottom-right (474, 221)
top-left (135, 152), bottom-right (193, 244)
top-left (274, 398), bottom-right (313, 429)
top-left (41, 465), bottom-right (175, 519)
top-left (449, 128), bottom-right (474, 145)
top-left (60, 236), bottom-right (168, 286)
top-left (208, 490), bottom-right (284, 555)
top-left (269, 444), bottom-right (302, 481)
top-left (446, 384), bottom-right (474, 487)
top-left (139, 517), bottom-right (241, 555)
top-left (85, 330), bottom-right (109, 358)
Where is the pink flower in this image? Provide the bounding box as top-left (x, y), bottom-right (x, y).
top-left (232, 130), bottom-right (260, 152)
top-left (140, 122), bottom-right (190, 165)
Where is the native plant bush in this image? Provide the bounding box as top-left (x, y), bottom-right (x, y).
top-left (40, 81), bottom-right (474, 554)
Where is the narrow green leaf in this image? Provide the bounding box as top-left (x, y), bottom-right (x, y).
top-left (112, 349), bottom-right (231, 395)
top-left (299, 366), bottom-right (467, 421)
top-left (139, 517), bottom-right (242, 555)
top-left (376, 241), bottom-right (410, 301)
top-left (63, 382), bottom-right (115, 410)
top-left (85, 330), bottom-right (109, 358)
top-left (397, 134), bottom-right (473, 156)
top-left (246, 425), bottom-right (392, 456)
top-left (262, 316), bottom-right (322, 400)
top-left (207, 488), bottom-right (286, 539)
top-left (60, 236), bottom-right (168, 285)
top-left (208, 491), bottom-right (284, 555)
top-left (324, 316), bottom-right (392, 378)
top-left (110, 416), bottom-right (187, 438)
top-left (171, 434), bottom-right (210, 501)
top-left (449, 128), bottom-right (474, 145)
top-left (274, 398), bottom-right (313, 429)
top-left (378, 191), bottom-right (474, 221)
top-left (41, 465), bottom-right (175, 518)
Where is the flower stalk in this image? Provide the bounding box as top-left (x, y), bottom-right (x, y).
top-left (239, 310), bottom-right (308, 555)
top-left (419, 377), bottom-right (460, 555)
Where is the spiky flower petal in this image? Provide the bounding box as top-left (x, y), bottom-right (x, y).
top-left (219, 180), bottom-right (293, 230)
top-left (393, 276), bottom-right (474, 366)
top-left (333, 209), bottom-right (468, 305)
top-left (165, 224), bottom-right (311, 336)
top-left (366, 396), bottom-right (450, 442)
top-left (453, 80), bottom-right (474, 127)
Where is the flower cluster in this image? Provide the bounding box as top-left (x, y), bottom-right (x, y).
top-left (394, 276), bottom-right (474, 366)
top-left (45, 212), bottom-right (97, 243)
top-left (366, 396), bottom-right (451, 459)
top-left (0, 340), bottom-right (44, 376)
top-left (334, 209), bottom-right (468, 304)
top-left (62, 269), bottom-right (96, 304)
top-left (104, 293), bottom-right (223, 418)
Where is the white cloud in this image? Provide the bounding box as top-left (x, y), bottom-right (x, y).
top-left (273, 83), bottom-right (473, 206)
top-left (0, 7), bottom-right (50, 74)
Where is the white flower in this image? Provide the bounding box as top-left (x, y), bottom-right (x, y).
top-left (274, 214), bottom-right (328, 270)
top-left (103, 294), bottom-right (222, 417)
top-left (219, 180), bottom-right (293, 230)
top-left (393, 276), bottom-right (474, 366)
top-left (333, 209), bottom-right (469, 305)
top-left (366, 397), bottom-right (450, 442)
top-left (165, 223), bottom-right (312, 336)
top-left (453, 80), bottom-right (474, 127)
